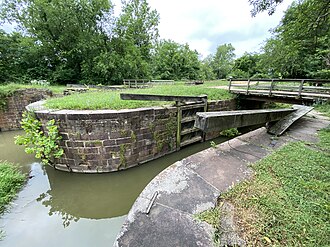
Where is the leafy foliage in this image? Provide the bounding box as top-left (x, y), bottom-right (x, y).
top-left (152, 40), bottom-right (201, 80)
top-left (15, 111), bottom-right (64, 164)
top-left (0, 161), bottom-right (25, 215)
top-left (248, 0), bottom-right (284, 16)
top-left (220, 128), bottom-right (240, 138)
top-left (211, 43), bottom-right (235, 79)
top-left (259, 0), bottom-right (330, 79)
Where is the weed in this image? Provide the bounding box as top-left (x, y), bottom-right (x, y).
top-left (195, 206), bottom-right (222, 243)
top-left (130, 131), bottom-right (137, 143)
top-left (210, 141), bottom-right (217, 148)
top-left (220, 128), bottom-right (240, 137)
top-left (118, 144), bottom-right (127, 169)
top-left (15, 111), bottom-right (64, 165)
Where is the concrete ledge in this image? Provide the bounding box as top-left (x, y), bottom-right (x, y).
top-left (114, 112), bottom-right (330, 246)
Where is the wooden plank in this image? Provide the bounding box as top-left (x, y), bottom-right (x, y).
top-left (180, 136), bottom-right (202, 147)
top-left (120, 93), bottom-right (207, 102)
top-left (194, 108), bottom-right (296, 133)
top-left (267, 105), bottom-right (314, 136)
top-left (181, 127), bottom-right (200, 135)
top-left (177, 103), bottom-right (182, 150)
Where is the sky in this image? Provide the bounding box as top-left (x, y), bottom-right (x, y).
top-left (114, 0), bottom-right (294, 58)
top-left (1, 0), bottom-right (294, 59)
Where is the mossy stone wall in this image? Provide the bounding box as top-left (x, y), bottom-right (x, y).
top-left (0, 89), bottom-right (52, 131)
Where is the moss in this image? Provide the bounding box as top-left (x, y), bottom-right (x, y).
top-left (118, 144), bottom-right (127, 169)
top-left (0, 86), bottom-right (18, 111)
top-left (120, 129), bottom-right (129, 137)
top-left (165, 113), bottom-right (178, 150)
top-left (131, 131), bottom-right (137, 143)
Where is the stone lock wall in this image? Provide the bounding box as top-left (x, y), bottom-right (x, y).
top-left (0, 89), bottom-right (52, 131)
top-left (33, 99), bottom-right (237, 173)
top-left (35, 107), bottom-right (178, 173)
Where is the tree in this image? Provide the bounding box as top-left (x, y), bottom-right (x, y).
top-left (1, 0), bottom-right (113, 84)
top-left (151, 40), bottom-right (201, 80)
top-left (115, 0), bottom-right (159, 60)
top-left (211, 43), bottom-right (235, 79)
top-left (260, 0), bottom-right (330, 78)
top-left (199, 55), bottom-right (216, 80)
top-left (248, 0), bottom-right (284, 16)
top-left (231, 52), bottom-right (263, 78)
top-left (91, 0), bottom-right (160, 83)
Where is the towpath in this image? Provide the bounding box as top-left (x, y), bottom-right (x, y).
top-left (114, 111), bottom-right (329, 247)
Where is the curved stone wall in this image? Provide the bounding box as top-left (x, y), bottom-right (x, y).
top-left (0, 89), bottom-right (52, 131)
top-left (32, 99), bottom-right (236, 173)
top-left (35, 107), bottom-right (178, 173)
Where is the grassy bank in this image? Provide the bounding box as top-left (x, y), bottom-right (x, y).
top-left (195, 122), bottom-right (330, 246)
top-left (0, 83), bottom-right (66, 95)
top-left (222, 128), bottom-right (330, 246)
top-left (228, 103), bottom-right (330, 244)
top-left (314, 102), bottom-right (330, 118)
top-left (45, 81), bottom-right (232, 110)
top-left (0, 161), bottom-right (26, 214)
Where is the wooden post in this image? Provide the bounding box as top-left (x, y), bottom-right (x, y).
top-left (269, 79), bottom-right (275, 96)
top-left (228, 78), bottom-right (232, 91)
top-left (298, 79), bottom-right (304, 98)
top-left (246, 79), bottom-right (251, 94)
top-left (176, 101), bottom-right (182, 151)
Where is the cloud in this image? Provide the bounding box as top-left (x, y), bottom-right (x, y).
top-left (146, 0), bottom-right (294, 57)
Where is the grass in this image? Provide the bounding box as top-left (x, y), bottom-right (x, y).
top-left (0, 161), bottom-right (26, 215)
top-left (195, 115), bottom-right (330, 246)
top-left (45, 81), bottom-right (233, 110)
top-left (314, 102), bottom-right (330, 118)
top-left (0, 83), bottom-right (66, 94)
top-left (0, 83), bottom-right (66, 110)
top-left (222, 134), bottom-right (330, 246)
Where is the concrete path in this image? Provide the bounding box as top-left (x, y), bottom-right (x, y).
top-left (114, 111), bottom-right (330, 247)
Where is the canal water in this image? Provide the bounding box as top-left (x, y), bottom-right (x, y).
top-left (0, 130), bottom-right (228, 247)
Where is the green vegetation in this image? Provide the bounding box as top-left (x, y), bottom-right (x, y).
top-left (222, 137), bottom-right (330, 246)
top-left (314, 102), bottom-right (330, 118)
top-left (195, 206), bottom-right (221, 243)
top-left (0, 83), bottom-right (66, 92)
top-left (220, 128), bottom-right (240, 138)
top-left (45, 83), bottom-right (232, 110)
top-left (15, 112), bottom-right (64, 165)
top-left (0, 161), bottom-right (25, 214)
top-left (197, 119), bottom-right (330, 246)
top-left (1, 0), bottom-right (327, 84)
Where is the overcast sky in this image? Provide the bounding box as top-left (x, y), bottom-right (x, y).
top-left (114, 0), bottom-right (294, 58)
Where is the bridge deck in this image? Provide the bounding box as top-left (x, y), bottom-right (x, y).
top-left (229, 79), bottom-right (330, 103)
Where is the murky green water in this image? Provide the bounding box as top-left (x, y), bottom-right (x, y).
top-left (0, 130), bottom-right (228, 247)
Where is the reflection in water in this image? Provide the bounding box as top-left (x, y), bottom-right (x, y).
top-left (34, 136), bottom-right (229, 227)
top-left (0, 130), bottom-right (229, 246)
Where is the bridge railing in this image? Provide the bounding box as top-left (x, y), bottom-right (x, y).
top-left (229, 79), bottom-right (330, 100)
top-left (123, 79), bottom-right (175, 88)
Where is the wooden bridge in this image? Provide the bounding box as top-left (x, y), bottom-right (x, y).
top-left (229, 79), bottom-right (330, 104)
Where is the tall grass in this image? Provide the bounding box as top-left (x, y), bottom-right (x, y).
top-left (0, 161), bottom-right (25, 214)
